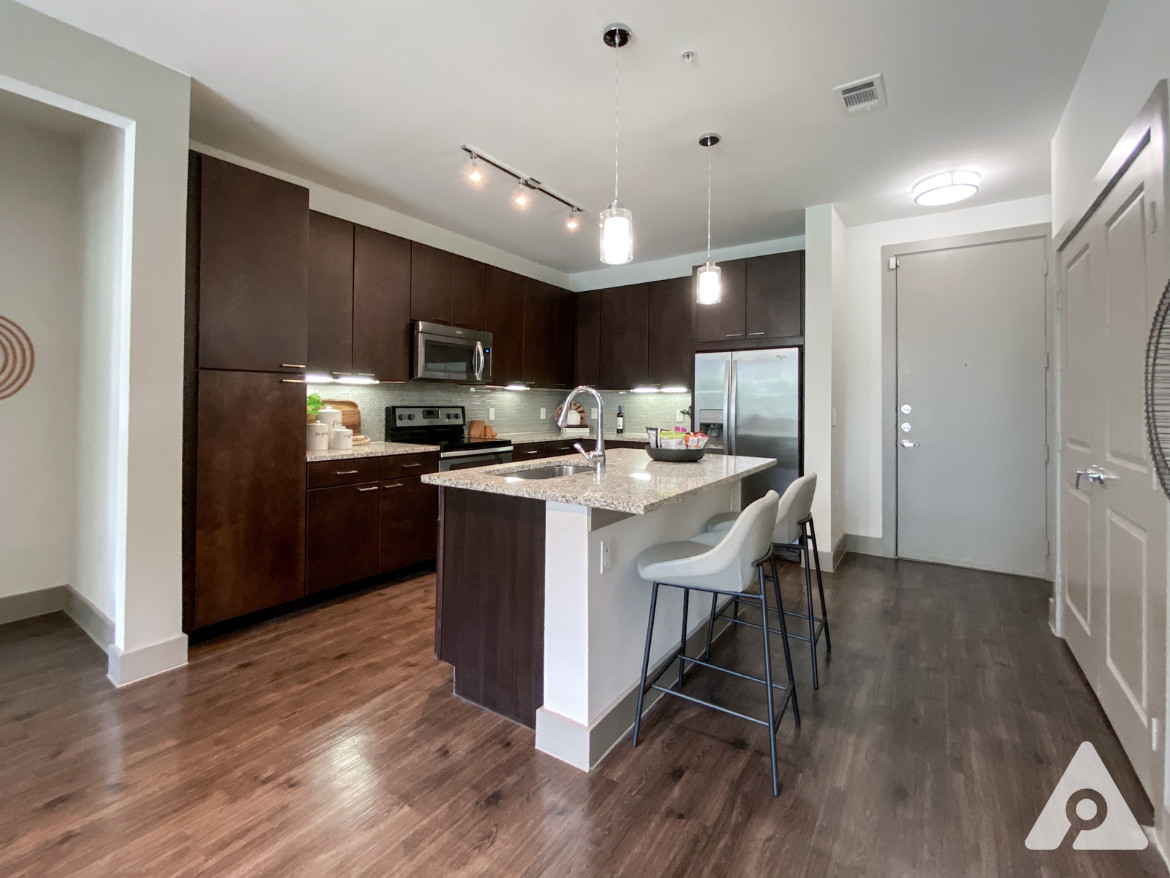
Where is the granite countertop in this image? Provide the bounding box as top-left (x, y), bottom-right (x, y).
top-left (422, 448), bottom-right (774, 515)
top-left (306, 440), bottom-right (439, 463)
top-left (504, 430), bottom-right (651, 446)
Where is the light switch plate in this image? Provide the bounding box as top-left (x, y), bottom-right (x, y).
top-left (488, 407), bottom-right (495, 421)
top-left (540, 408), bottom-right (546, 420)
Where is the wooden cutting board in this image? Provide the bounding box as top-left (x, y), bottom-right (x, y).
top-left (322, 399), bottom-right (362, 436)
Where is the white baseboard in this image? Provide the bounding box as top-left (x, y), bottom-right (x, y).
top-left (0, 585), bottom-right (68, 625)
top-left (107, 633), bottom-right (188, 686)
top-left (65, 587), bottom-right (114, 649)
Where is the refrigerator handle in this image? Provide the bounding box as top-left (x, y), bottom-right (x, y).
top-left (728, 359), bottom-right (738, 456)
top-left (720, 359), bottom-right (731, 454)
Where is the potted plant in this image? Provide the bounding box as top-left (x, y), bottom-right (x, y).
top-left (307, 392), bottom-right (323, 424)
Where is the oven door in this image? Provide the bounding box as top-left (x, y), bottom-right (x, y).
top-left (439, 446), bottom-right (514, 472)
top-left (414, 321), bottom-right (492, 383)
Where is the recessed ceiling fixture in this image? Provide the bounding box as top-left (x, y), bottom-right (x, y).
top-left (695, 132), bottom-right (722, 305)
top-left (599, 23), bottom-right (633, 265)
top-left (913, 170), bottom-right (981, 206)
top-left (458, 144), bottom-right (584, 228)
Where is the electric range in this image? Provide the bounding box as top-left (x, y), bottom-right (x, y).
top-left (385, 406), bottom-right (513, 471)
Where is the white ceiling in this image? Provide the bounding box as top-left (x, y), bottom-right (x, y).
top-left (18, 0), bottom-right (1107, 274)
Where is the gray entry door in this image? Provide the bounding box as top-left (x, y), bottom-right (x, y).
top-left (896, 236), bottom-right (1048, 576)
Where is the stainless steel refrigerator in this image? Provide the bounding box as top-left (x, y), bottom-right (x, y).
top-left (694, 348), bottom-right (801, 502)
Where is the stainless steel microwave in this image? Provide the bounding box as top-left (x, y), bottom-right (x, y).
top-left (412, 321), bottom-right (492, 383)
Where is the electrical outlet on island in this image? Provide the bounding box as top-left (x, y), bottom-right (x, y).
top-left (488, 407), bottom-right (495, 421)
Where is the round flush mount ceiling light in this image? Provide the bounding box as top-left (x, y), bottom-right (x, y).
top-left (913, 170), bottom-right (980, 206)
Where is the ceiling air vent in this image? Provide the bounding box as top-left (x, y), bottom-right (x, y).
top-left (834, 74), bottom-right (887, 114)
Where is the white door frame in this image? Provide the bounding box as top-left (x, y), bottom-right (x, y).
top-left (876, 225), bottom-right (1056, 569)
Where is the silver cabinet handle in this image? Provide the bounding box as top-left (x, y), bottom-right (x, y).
top-left (281, 363), bottom-right (306, 369)
top-left (336, 470), bottom-right (359, 475)
top-left (382, 483), bottom-right (404, 489)
top-left (748, 331), bottom-right (766, 337)
top-left (401, 463), bottom-right (422, 468)
top-left (281, 378), bottom-right (306, 384)
top-left (357, 486), bottom-right (379, 492)
top-left (725, 332), bottom-right (743, 338)
top-left (524, 449), bottom-right (539, 455)
top-left (900, 440), bottom-right (919, 448)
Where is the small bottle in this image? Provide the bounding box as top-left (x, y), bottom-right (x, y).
top-left (616, 405), bottom-right (624, 434)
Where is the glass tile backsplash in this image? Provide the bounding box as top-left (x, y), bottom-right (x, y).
top-left (307, 380), bottom-right (692, 440)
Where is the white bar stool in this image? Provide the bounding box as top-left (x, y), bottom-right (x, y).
top-left (632, 491), bottom-right (800, 797)
top-left (703, 473), bottom-right (832, 688)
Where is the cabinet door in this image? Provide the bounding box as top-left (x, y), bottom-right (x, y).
top-left (353, 226), bottom-right (412, 381)
top-left (410, 242), bottom-right (452, 325)
top-left (197, 155), bottom-right (309, 372)
top-left (451, 255), bottom-right (487, 330)
top-left (380, 476), bottom-right (439, 570)
top-left (745, 251), bottom-right (803, 340)
top-left (193, 370), bottom-right (306, 627)
top-left (485, 266), bottom-right (525, 383)
top-left (599, 283), bottom-right (649, 389)
top-left (574, 289), bottom-right (602, 386)
top-left (692, 258), bottom-right (747, 344)
top-left (647, 277), bottom-right (693, 387)
top-left (523, 279), bottom-right (557, 387)
top-left (306, 483), bottom-right (382, 593)
top-left (552, 289), bottom-right (576, 389)
top-left (308, 211), bottom-right (354, 375)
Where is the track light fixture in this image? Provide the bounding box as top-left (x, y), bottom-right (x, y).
top-left (459, 144), bottom-right (584, 232)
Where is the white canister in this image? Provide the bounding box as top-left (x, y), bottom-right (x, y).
top-left (307, 421), bottom-right (330, 451)
top-left (318, 406), bottom-right (343, 431)
top-left (330, 426), bottom-right (353, 451)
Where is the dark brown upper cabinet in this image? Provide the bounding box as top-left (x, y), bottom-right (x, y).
top-left (574, 290), bottom-right (602, 387)
top-left (451, 254), bottom-right (487, 330)
top-left (745, 250), bottom-right (803, 341)
top-left (692, 258), bottom-right (747, 344)
top-left (353, 225), bottom-right (412, 382)
top-left (485, 266), bottom-right (525, 383)
top-left (308, 211), bottom-right (354, 376)
top-left (523, 279), bottom-right (558, 388)
top-left (552, 290), bottom-right (575, 389)
top-left (647, 277), bottom-right (694, 387)
top-left (410, 242), bottom-right (453, 325)
top-left (195, 153), bottom-right (309, 373)
top-left (600, 283), bottom-right (649, 390)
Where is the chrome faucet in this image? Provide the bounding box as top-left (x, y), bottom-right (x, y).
top-left (557, 385), bottom-right (605, 471)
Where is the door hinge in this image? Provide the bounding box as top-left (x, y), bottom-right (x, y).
top-left (1043, 258), bottom-right (1050, 277)
top-left (1046, 539), bottom-right (1052, 559)
top-left (888, 257), bottom-right (899, 271)
top-left (1055, 289), bottom-right (1066, 311)
top-left (1045, 445), bottom-right (1050, 464)
top-left (1152, 201), bottom-right (1159, 235)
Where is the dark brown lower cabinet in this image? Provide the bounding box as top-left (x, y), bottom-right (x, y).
top-left (306, 482), bottom-right (382, 594)
top-left (192, 370), bottom-right (306, 628)
top-left (379, 476), bottom-right (438, 571)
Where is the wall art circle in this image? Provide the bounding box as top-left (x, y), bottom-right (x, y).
top-left (0, 315), bottom-right (35, 401)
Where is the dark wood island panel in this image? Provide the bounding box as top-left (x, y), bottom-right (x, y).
top-left (436, 488), bottom-right (545, 728)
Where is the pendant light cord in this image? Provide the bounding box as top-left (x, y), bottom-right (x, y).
top-left (613, 38), bottom-right (620, 203)
top-left (706, 147), bottom-right (712, 260)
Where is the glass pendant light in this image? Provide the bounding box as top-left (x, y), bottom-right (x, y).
top-left (467, 152), bottom-right (483, 183)
top-left (566, 208), bottom-right (580, 230)
top-left (600, 24), bottom-right (633, 264)
top-left (514, 178), bottom-right (529, 207)
top-left (695, 133), bottom-right (722, 305)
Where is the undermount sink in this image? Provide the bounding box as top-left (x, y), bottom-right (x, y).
top-left (504, 464), bottom-right (596, 480)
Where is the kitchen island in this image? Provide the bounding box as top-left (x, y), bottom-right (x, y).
top-left (423, 447), bottom-right (775, 770)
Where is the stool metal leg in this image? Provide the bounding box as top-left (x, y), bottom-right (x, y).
top-left (808, 517), bottom-right (831, 654)
top-left (757, 565), bottom-right (780, 797)
top-left (769, 555), bottom-right (800, 728)
top-left (702, 592), bottom-right (718, 661)
top-left (801, 523), bottom-right (819, 690)
top-left (677, 588), bottom-right (690, 690)
top-left (632, 581), bottom-right (661, 748)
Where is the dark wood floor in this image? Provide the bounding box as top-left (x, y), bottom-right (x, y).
top-left (1, 556), bottom-right (1166, 877)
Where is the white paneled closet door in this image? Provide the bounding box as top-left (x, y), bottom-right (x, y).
top-left (1060, 131), bottom-right (1168, 803)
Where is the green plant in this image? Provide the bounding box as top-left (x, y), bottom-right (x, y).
top-left (307, 392), bottom-right (323, 421)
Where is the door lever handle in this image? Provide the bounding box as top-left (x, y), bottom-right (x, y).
top-left (900, 439), bottom-right (919, 448)
top-left (1075, 466), bottom-right (1118, 489)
